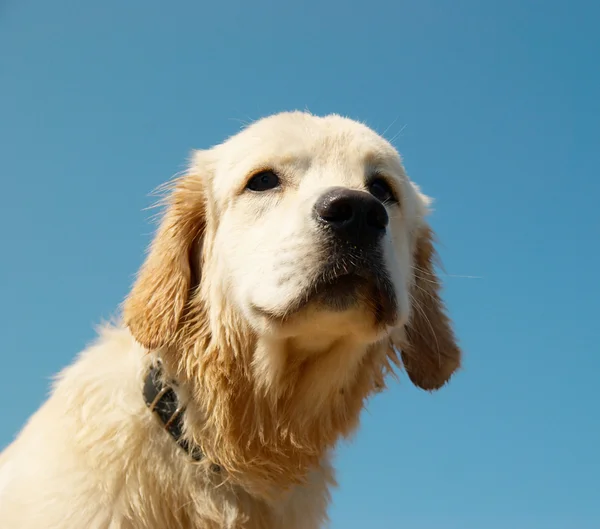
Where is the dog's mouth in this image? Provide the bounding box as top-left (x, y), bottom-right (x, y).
top-left (254, 250), bottom-right (398, 326)
top-left (309, 262), bottom-right (397, 324)
top-left (311, 273), bottom-right (367, 308)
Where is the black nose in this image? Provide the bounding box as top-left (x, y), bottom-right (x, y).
top-left (314, 187), bottom-right (389, 244)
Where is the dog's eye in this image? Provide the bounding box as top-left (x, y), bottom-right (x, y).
top-left (368, 178), bottom-right (396, 204)
top-left (246, 170), bottom-right (281, 192)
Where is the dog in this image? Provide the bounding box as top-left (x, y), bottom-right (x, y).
top-left (0, 112), bottom-right (460, 528)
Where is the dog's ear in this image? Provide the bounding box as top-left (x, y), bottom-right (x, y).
top-left (396, 218), bottom-right (461, 391)
top-left (123, 160), bottom-right (208, 350)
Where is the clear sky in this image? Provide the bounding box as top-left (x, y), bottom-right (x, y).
top-left (1, 1), bottom-right (598, 527)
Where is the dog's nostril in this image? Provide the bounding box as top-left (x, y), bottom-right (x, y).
top-left (367, 204), bottom-right (389, 230)
top-left (320, 200), bottom-right (354, 224)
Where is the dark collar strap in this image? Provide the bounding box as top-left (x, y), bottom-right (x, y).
top-left (143, 363), bottom-right (205, 462)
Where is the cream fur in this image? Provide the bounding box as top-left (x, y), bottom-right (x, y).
top-left (0, 112), bottom-right (460, 528)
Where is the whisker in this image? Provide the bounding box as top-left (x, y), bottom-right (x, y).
top-left (381, 114), bottom-right (401, 139)
top-left (388, 123), bottom-right (408, 145)
top-left (412, 265), bottom-right (482, 281)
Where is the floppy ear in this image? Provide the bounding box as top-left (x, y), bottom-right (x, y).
top-left (123, 170), bottom-right (207, 350)
top-left (399, 224), bottom-right (461, 390)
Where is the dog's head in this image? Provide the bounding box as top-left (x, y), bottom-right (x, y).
top-left (123, 113), bottom-right (460, 487)
top-left (125, 112), bottom-right (460, 392)
top-left (124, 113), bottom-right (460, 494)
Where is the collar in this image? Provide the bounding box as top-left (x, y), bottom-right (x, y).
top-left (143, 362), bottom-right (217, 468)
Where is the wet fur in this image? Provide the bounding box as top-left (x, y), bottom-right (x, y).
top-left (0, 112), bottom-right (460, 528)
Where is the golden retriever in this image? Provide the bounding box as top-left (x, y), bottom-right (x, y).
top-left (0, 112), bottom-right (460, 528)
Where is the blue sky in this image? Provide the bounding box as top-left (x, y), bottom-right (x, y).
top-left (1, 1), bottom-right (598, 527)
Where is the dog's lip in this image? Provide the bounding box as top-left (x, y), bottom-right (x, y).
top-left (312, 271), bottom-right (369, 291)
top-left (252, 269), bottom-right (382, 323)
top-left (319, 269), bottom-right (362, 282)
top-left (249, 273), bottom-right (365, 321)
top-left (317, 260), bottom-right (382, 285)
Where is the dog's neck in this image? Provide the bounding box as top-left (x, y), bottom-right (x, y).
top-left (158, 313), bottom-right (395, 496)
